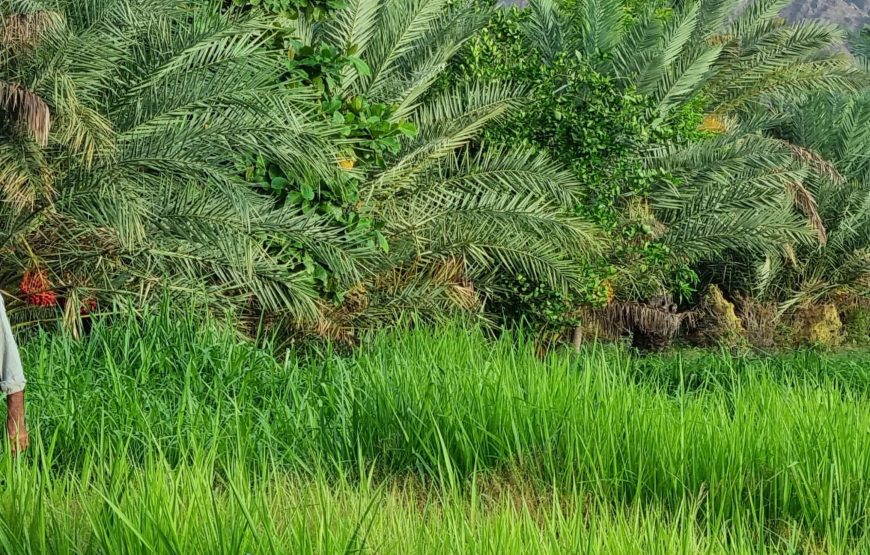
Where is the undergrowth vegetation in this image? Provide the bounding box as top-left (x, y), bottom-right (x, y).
top-left (2, 311), bottom-right (870, 552)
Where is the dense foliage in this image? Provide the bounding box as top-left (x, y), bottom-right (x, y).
top-left (447, 4), bottom-right (708, 329)
top-left (231, 0), bottom-right (346, 19)
top-left (1, 0), bottom-right (868, 347)
top-left (0, 1), bottom-right (369, 331)
top-left (445, 0), bottom-right (867, 340)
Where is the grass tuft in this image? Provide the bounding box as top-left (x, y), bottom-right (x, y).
top-left (2, 310), bottom-right (870, 553)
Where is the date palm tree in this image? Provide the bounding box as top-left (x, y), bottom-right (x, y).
top-left (297, 0), bottom-right (601, 335)
top-left (525, 0), bottom-right (857, 121)
top-left (1, 0), bottom-right (361, 324)
top-left (521, 0), bottom-right (857, 273)
top-left (752, 90), bottom-right (870, 311)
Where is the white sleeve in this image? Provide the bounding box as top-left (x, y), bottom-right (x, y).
top-left (0, 295), bottom-right (26, 396)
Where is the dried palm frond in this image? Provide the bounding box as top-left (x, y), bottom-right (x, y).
top-left (2, 12), bottom-right (56, 48)
top-left (594, 299), bottom-right (696, 349)
top-left (786, 180), bottom-right (827, 245)
top-left (690, 284), bottom-right (746, 346)
top-left (0, 81), bottom-right (51, 145)
top-left (789, 144), bottom-right (846, 185)
top-left (429, 257), bottom-right (478, 311)
top-left (310, 257), bottom-right (481, 343)
top-left (706, 33), bottom-right (735, 46)
top-left (735, 294), bottom-right (778, 349)
top-left (781, 141), bottom-right (845, 186)
top-left (698, 114), bottom-right (729, 134)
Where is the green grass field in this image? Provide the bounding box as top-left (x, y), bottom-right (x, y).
top-left (2, 312), bottom-right (870, 553)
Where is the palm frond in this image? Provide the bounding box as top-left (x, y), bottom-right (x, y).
top-left (370, 81), bottom-right (524, 196)
top-left (364, 0), bottom-right (451, 93)
top-left (524, 0), bottom-right (565, 65)
top-left (0, 81), bottom-right (50, 144)
top-left (374, 144), bottom-right (601, 294)
top-left (634, 1), bottom-right (700, 96)
top-left (647, 134), bottom-right (818, 262)
top-left (611, 4), bottom-right (663, 79)
top-left (2, 10), bottom-right (57, 47)
top-left (1, 0), bottom-right (358, 322)
top-left (319, 0), bottom-right (382, 56)
top-left (311, 0), bottom-right (487, 105)
top-left (574, 0), bottom-right (625, 61)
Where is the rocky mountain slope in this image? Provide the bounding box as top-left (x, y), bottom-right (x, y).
top-left (784, 0), bottom-right (867, 29)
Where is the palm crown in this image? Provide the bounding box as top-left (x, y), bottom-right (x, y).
top-left (1, 0), bottom-right (366, 322)
top-left (298, 0), bottom-right (600, 332)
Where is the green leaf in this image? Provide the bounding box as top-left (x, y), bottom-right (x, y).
top-left (271, 177), bottom-right (289, 191)
top-left (300, 183), bottom-right (316, 201)
top-left (348, 56), bottom-right (371, 77)
top-left (375, 230), bottom-right (389, 253)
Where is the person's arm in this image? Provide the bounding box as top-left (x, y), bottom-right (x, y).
top-left (6, 391), bottom-right (27, 454)
top-left (1, 295), bottom-right (28, 454)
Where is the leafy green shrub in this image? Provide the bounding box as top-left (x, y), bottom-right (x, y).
top-left (235, 29), bottom-right (417, 305)
top-left (491, 270), bottom-right (606, 335)
top-left (446, 5), bottom-right (703, 333)
top-left (282, 40), bottom-right (417, 169)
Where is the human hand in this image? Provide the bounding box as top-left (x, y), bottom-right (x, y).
top-left (6, 415), bottom-right (28, 455)
top-left (6, 391), bottom-right (28, 455)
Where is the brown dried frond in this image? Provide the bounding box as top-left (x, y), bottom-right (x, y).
top-left (312, 304), bottom-right (357, 344)
top-left (735, 295), bottom-right (779, 349)
top-left (431, 257), bottom-right (478, 311)
top-left (0, 81), bottom-right (51, 145)
top-left (786, 181), bottom-right (827, 245)
top-left (431, 256), bottom-right (465, 284)
top-left (833, 286), bottom-right (870, 310)
top-left (596, 300), bottom-right (695, 342)
top-left (692, 285), bottom-right (746, 346)
top-left (364, 258), bottom-right (480, 315)
top-left (308, 283), bottom-right (369, 344)
top-left (2, 12), bottom-right (55, 48)
top-left (783, 142), bottom-right (845, 186)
